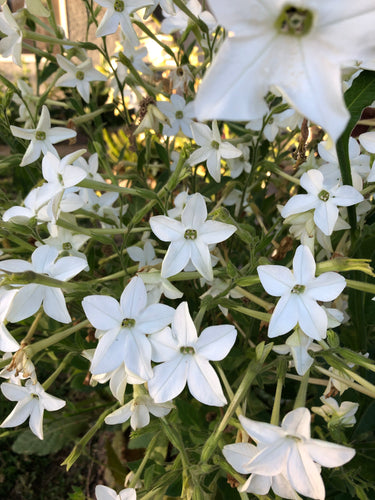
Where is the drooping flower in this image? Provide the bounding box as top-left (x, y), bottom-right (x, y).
top-left (82, 276), bottom-right (174, 380)
top-left (10, 105), bottom-right (77, 166)
top-left (148, 302), bottom-right (236, 406)
top-left (0, 380), bottom-right (66, 439)
top-left (312, 397), bottom-right (359, 428)
top-left (150, 192), bottom-right (236, 281)
top-left (257, 245), bottom-right (346, 340)
top-left (281, 169), bottom-right (364, 236)
top-left (55, 55), bottom-right (107, 103)
top-left (224, 407), bottom-right (355, 500)
top-left (195, 1), bottom-right (375, 142)
top-left (0, 245), bottom-right (87, 323)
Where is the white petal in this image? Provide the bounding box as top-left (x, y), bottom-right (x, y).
top-left (187, 355), bottom-right (227, 406)
top-left (222, 442), bottom-right (258, 474)
top-left (42, 287), bottom-right (70, 323)
top-left (298, 296), bottom-right (327, 340)
top-left (305, 439), bottom-right (355, 468)
top-left (281, 407), bottom-right (310, 437)
top-left (150, 215), bottom-right (184, 242)
top-left (105, 401), bottom-right (133, 425)
top-left (1, 382), bottom-right (29, 401)
top-left (161, 239), bottom-right (191, 278)
top-left (0, 324), bottom-right (19, 352)
top-left (199, 220), bottom-right (236, 245)
top-left (246, 440), bottom-right (290, 476)
top-left (51, 256), bottom-right (87, 281)
top-left (239, 414), bottom-right (285, 445)
top-left (292, 245), bottom-right (316, 285)
top-left (333, 185), bottom-right (364, 206)
top-left (29, 402), bottom-right (44, 439)
top-left (137, 304), bottom-right (174, 334)
top-left (7, 285), bottom-right (44, 323)
top-left (313, 201), bottom-right (338, 236)
top-left (1, 398), bottom-right (33, 429)
top-left (172, 302), bottom-right (197, 345)
top-left (195, 325), bottom-right (236, 361)
top-left (307, 272), bottom-right (346, 302)
top-left (120, 276), bottom-right (147, 318)
top-left (90, 328), bottom-right (124, 375)
top-left (82, 295), bottom-right (122, 330)
top-left (95, 485), bottom-right (118, 500)
top-left (190, 238), bottom-right (213, 281)
top-left (149, 327), bottom-right (178, 362)
top-left (281, 194), bottom-right (318, 219)
top-left (181, 193), bottom-right (207, 228)
top-left (257, 265), bottom-right (294, 296)
top-left (268, 294), bottom-right (299, 338)
top-left (148, 356), bottom-right (189, 403)
top-left (287, 443), bottom-right (325, 500)
top-left (123, 329), bottom-right (153, 380)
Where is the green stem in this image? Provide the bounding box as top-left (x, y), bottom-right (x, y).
top-left (293, 369), bottom-right (310, 409)
top-left (43, 352), bottom-right (75, 390)
top-left (315, 366), bottom-right (375, 398)
top-left (22, 310), bottom-right (43, 346)
top-left (128, 433), bottom-right (160, 488)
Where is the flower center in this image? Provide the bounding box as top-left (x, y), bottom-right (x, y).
top-left (318, 189), bottom-right (330, 202)
top-left (275, 5), bottom-right (314, 37)
top-left (114, 0), bottom-right (124, 12)
top-left (291, 284), bottom-right (305, 294)
top-left (35, 130), bottom-right (46, 141)
top-left (184, 229), bottom-right (197, 240)
top-left (76, 70), bottom-right (85, 81)
top-left (63, 242), bottom-right (72, 250)
top-left (211, 140), bottom-right (220, 150)
top-left (180, 346), bottom-right (195, 355)
top-left (93, 203), bottom-right (100, 212)
top-left (175, 110), bottom-right (184, 119)
top-left (286, 434), bottom-right (303, 442)
top-left (122, 318), bottom-right (135, 328)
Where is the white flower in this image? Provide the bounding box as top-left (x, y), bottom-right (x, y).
top-left (36, 223), bottom-right (90, 263)
top-left (273, 327), bottom-right (320, 376)
top-left (0, 289), bottom-right (20, 352)
top-left (226, 143), bottom-right (252, 179)
top-left (105, 393), bottom-right (173, 429)
top-left (195, 1), bottom-right (375, 142)
top-left (257, 245), bottom-right (346, 340)
top-left (0, 245), bottom-right (87, 323)
top-left (0, 380), bottom-right (66, 439)
top-left (13, 80), bottom-right (37, 128)
top-left (55, 55), bottom-right (107, 103)
top-left (10, 106), bottom-right (77, 166)
top-left (150, 192), bottom-right (236, 281)
top-left (127, 240), bottom-right (162, 270)
top-left (188, 121), bottom-right (242, 182)
top-left (95, 0), bottom-right (153, 45)
top-left (148, 302), bottom-right (236, 406)
top-left (79, 188), bottom-right (121, 227)
top-left (138, 269), bottom-right (183, 304)
top-left (95, 485), bottom-right (136, 500)
top-left (281, 169), bottom-right (364, 236)
top-left (167, 190), bottom-right (192, 219)
top-left (74, 153), bottom-right (104, 183)
top-left (224, 407), bottom-right (355, 500)
top-left (0, 5), bottom-right (22, 67)
top-left (144, 0), bottom-right (175, 18)
top-left (82, 276), bottom-right (174, 380)
top-left (157, 95), bottom-right (195, 138)
top-left (161, 0), bottom-right (216, 34)
top-left (312, 397), bottom-right (359, 428)
top-left (2, 187), bottom-right (44, 224)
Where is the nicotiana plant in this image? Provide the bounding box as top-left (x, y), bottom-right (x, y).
top-left (0, 0), bottom-right (374, 499)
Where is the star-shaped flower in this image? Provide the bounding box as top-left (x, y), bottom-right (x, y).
top-left (195, 1), bottom-right (375, 142)
top-left (56, 55), bottom-right (107, 103)
top-left (82, 276), bottom-right (174, 380)
top-left (149, 192), bottom-right (236, 281)
top-left (224, 407), bottom-right (355, 500)
top-left (10, 105), bottom-right (77, 166)
top-left (281, 169), bottom-right (364, 236)
top-left (257, 245), bottom-right (346, 340)
top-left (148, 302), bottom-right (237, 406)
top-left (188, 121), bottom-right (242, 182)
top-left (157, 94), bottom-right (195, 138)
top-left (0, 380), bottom-right (66, 439)
top-left (0, 245), bottom-right (87, 323)
top-left (95, 0), bottom-right (153, 45)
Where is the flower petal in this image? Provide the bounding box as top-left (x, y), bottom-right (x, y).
top-left (148, 356), bottom-right (189, 403)
top-left (82, 295), bottom-right (122, 330)
top-left (195, 325), bottom-right (236, 361)
top-left (187, 355), bottom-right (227, 406)
top-left (257, 265), bottom-right (295, 296)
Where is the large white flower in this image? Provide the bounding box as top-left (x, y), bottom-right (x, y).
top-left (0, 380), bottom-right (66, 439)
top-left (148, 302), bottom-right (236, 406)
top-left (82, 276), bottom-right (174, 380)
top-left (150, 192), bottom-right (236, 281)
top-left (0, 245), bottom-right (87, 324)
top-left (10, 105), bottom-right (77, 166)
top-left (281, 169), bottom-right (364, 236)
top-left (224, 407), bottom-right (355, 500)
top-left (257, 245), bottom-right (346, 340)
top-left (195, 1), bottom-right (375, 142)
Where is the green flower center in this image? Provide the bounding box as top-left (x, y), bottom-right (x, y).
top-left (93, 203), bottom-right (100, 212)
top-left (122, 318), bottom-right (135, 328)
top-left (180, 346), bottom-right (195, 355)
top-left (211, 140), bottom-right (220, 150)
top-left (114, 0), bottom-right (124, 12)
top-left (318, 189), bottom-right (330, 202)
top-left (175, 110), bottom-right (184, 119)
top-left (184, 229), bottom-right (197, 240)
top-left (63, 242), bottom-right (72, 250)
top-left (286, 434), bottom-right (303, 442)
top-left (275, 5), bottom-right (314, 37)
top-left (35, 130), bottom-right (46, 141)
top-left (291, 284), bottom-right (306, 294)
top-left (76, 70), bottom-right (85, 81)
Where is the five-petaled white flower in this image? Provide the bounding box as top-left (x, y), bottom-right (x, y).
top-left (56, 55), bottom-right (107, 103)
top-left (148, 302), bottom-right (237, 406)
top-left (150, 192), bottom-right (236, 281)
top-left (0, 245), bottom-right (87, 324)
top-left (0, 5), bottom-right (22, 67)
top-left (281, 169), bottom-right (364, 236)
top-left (157, 95), bottom-right (195, 138)
top-left (95, 485), bottom-right (136, 500)
top-left (10, 105), bottom-right (77, 166)
top-left (95, 0), bottom-right (153, 45)
top-left (82, 276), bottom-right (174, 380)
top-left (188, 121), bottom-right (242, 182)
top-left (257, 245), bottom-right (346, 340)
top-left (195, 0), bottom-right (375, 142)
top-left (224, 407), bottom-right (355, 500)
top-left (0, 380), bottom-right (66, 439)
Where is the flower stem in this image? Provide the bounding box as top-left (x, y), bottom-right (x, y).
top-left (43, 352), bottom-right (75, 390)
top-left (293, 368), bottom-right (310, 409)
